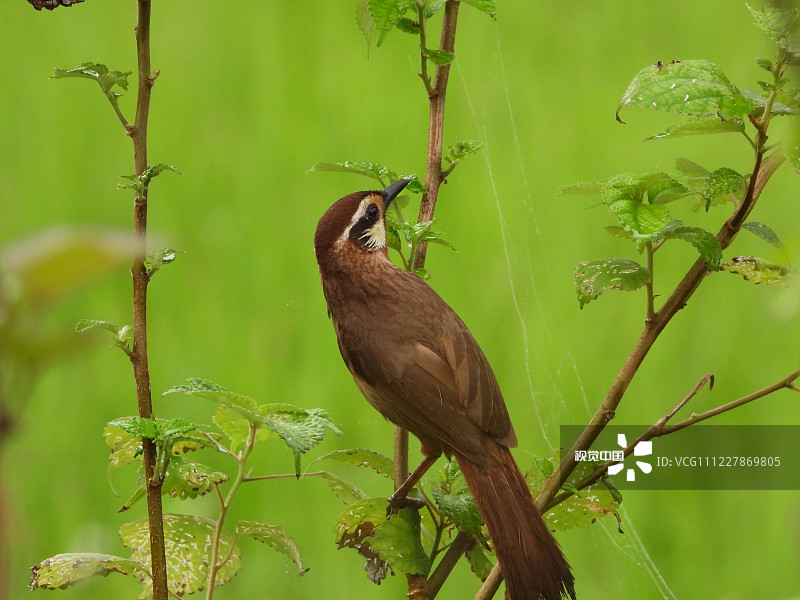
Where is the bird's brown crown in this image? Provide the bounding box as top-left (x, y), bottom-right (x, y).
top-left (314, 191), bottom-right (390, 265)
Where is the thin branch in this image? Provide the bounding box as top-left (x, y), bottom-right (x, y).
top-left (546, 368), bottom-right (799, 510)
top-left (243, 471), bottom-right (326, 483)
top-left (473, 562), bottom-right (503, 600)
top-left (427, 531), bottom-right (475, 599)
top-left (127, 2), bottom-right (167, 599)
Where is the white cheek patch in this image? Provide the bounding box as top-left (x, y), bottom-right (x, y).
top-left (334, 197), bottom-right (386, 251)
top-left (359, 219), bottom-right (386, 249)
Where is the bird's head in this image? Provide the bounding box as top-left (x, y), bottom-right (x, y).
top-left (314, 179), bottom-right (410, 267)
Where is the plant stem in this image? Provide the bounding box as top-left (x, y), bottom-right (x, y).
top-left (427, 531), bottom-right (474, 599)
top-left (546, 369), bottom-right (798, 508)
top-left (205, 424), bottom-right (257, 600)
top-left (645, 241), bottom-right (655, 319)
top-left (128, 2), bottom-right (167, 599)
top-left (538, 98), bottom-right (786, 512)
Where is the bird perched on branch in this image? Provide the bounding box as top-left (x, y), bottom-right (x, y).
top-left (314, 179), bottom-right (575, 600)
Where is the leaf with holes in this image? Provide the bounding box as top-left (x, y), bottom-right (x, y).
top-left (29, 553), bottom-right (144, 591)
top-left (544, 485), bottom-right (620, 532)
top-left (236, 521), bottom-right (307, 575)
top-left (721, 257), bottom-right (792, 285)
top-left (104, 423), bottom-right (142, 468)
top-left (120, 514), bottom-right (240, 598)
top-left (575, 259), bottom-right (651, 308)
top-left (371, 508), bottom-right (431, 576)
top-left (334, 498), bottom-right (389, 584)
top-left (616, 59), bottom-right (753, 122)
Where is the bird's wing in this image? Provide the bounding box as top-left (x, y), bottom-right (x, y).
top-left (338, 322), bottom-right (516, 463)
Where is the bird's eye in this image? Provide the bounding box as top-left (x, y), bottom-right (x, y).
top-left (365, 204), bottom-right (379, 221)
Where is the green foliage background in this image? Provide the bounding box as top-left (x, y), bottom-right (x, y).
top-left (2, 1), bottom-right (799, 599)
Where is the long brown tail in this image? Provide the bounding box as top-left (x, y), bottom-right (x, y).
top-left (456, 440), bottom-right (575, 600)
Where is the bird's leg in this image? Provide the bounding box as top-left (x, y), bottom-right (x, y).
top-left (387, 453), bottom-right (440, 515)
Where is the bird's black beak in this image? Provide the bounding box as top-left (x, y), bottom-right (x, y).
top-left (382, 179), bottom-right (411, 208)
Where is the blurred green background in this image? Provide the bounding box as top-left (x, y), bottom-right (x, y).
top-left (2, 1), bottom-right (799, 599)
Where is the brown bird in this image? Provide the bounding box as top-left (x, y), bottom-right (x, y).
top-left (314, 179), bottom-right (575, 600)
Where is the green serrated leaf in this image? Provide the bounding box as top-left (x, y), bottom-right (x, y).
top-left (663, 224), bottom-right (722, 269)
top-left (645, 117), bottom-right (745, 141)
top-left (675, 157), bottom-right (712, 180)
top-left (52, 62), bottom-right (132, 97)
top-left (424, 0), bottom-right (446, 18)
top-left (544, 485), bottom-right (620, 532)
top-left (424, 48), bottom-right (455, 66)
top-left (702, 167), bottom-right (745, 210)
top-left (163, 378), bottom-right (259, 411)
top-left (355, 0), bottom-right (375, 46)
top-left (462, 0), bottom-right (497, 19)
top-left (448, 139), bottom-right (484, 162)
top-left (371, 508), bottom-right (431, 576)
top-left (307, 160), bottom-right (395, 185)
top-left (369, 0), bottom-right (415, 47)
top-left (317, 448), bottom-right (394, 478)
top-left (395, 17), bottom-right (420, 34)
top-left (260, 405), bottom-right (341, 456)
top-left (465, 543), bottom-right (494, 579)
top-left (574, 259), bottom-right (651, 308)
top-left (429, 486), bottom-right (482, 535)
top-left (747, 3), bottom-right (800, 60)
top-left (616, 59), bottom-right (754, 122)
top-left (609, 199), bottom-right (671, 243)
top-left (120, 514), bottom-right (240, 598)
top-left (438, 459), bottom-right (462, 487)
top-left (720, 256), bottom-right (792, 285)
top-left (743, 221), bottom-right (787, 252)
top-left (600, 172), bottom-right (674, 205)
top-left (29, 553), bottom-right (144, 591)
top-left (236, 521), bottom-right (307, 574)
top-left (75, 318), bottom-right (119, 334)
top-left (320, 470), bottom-right (370, 505)
top-left (108, 417), bottom-right (160, 440)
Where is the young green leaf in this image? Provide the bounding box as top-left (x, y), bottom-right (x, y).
top-left (320, 471), bottom-right (370, 505)
top-left (462, 0), bottom-right (497, 19)
top-left (466, 544), bottom-right (494, 579)
top-left (608, 199), bottom-right (671, 243)
top-left (29, 553), bottom-right (144, 591)
top-left (236, 521), bottom-right (307, 575)
top-left (558, 180), bottom-right (605, 196)
top-left (575, 258), bottom-right (651, 308)
top-left (144, 248), bottom-right (180, 277)
top-left (356, 0), bottom-right (375, 46)
top-left (743, 221), bottom-right (787, 252)
top-left (75, 318), bottom-right (132, 353)
top-left (370, 508), bottom-right (431, 576)
top-left (720, 256), bottom-right (792, 285)
top-left (702, 167), bottom-right (745, 211)
top-left (663, 224), bottom-right (722, 269)
top-left (316, 448), bottom-right (394, 478)
top-left (616, 59), bottom-right (754, 122)
top-left (395, 17), bottom-right (420, 34)
top-left (368, 0), bottom-right (414, 47)
top-left (644, 117), bottom-right (745, 141)
top-left (163, 378), bottom-right (259, 411)
top-left (424, 48), bottom-right (455, 66)
top-left (162, 458), bottom-right (228, 501)
top-left (120, 514), bottom-right (241, 597)
top-left (260, 405), bottom-right (341, 457)
top-left (108, 416), bottom-right (160, 440)
top-left (747, 3), bottom-right (800, 60)
top-left (429, 486), bottom-right (482, 535)
top-left (52, 62), bottom-right (131, 98)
